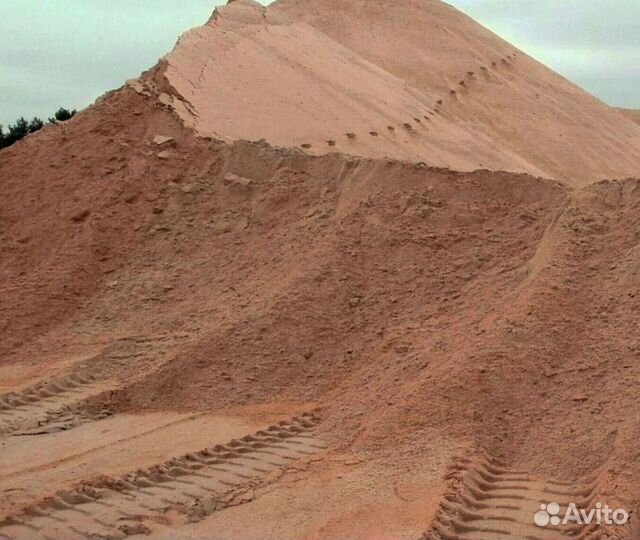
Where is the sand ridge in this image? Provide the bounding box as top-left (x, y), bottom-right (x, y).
top-left (151, 0), bottom-right (640, 185)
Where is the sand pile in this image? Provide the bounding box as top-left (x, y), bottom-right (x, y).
top-left (147, 0), bottom-right (640, 185)
top-left (2, 1), bottom-right (640, 538)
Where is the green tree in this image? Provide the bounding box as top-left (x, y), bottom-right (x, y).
top-left (8, 117), bottom-right (29, 142)
top-left (49, 107), bottom-right (76, 124)
top-left (28, 117), bottom-right (44, 133)
top-left (1, 106), bottom-right (78, 150)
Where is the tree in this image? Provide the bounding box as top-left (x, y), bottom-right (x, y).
top-left (28, 117), bottom-right (44, 133)
top-left (1, 106), bottom-right (78, 151)
top-left (49, 108), bottom-right (76, 124)
top-left (8, 117), bottom-right (29, 142)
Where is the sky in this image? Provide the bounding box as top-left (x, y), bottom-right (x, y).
top-left (1, 0), bottom-right (638, 127)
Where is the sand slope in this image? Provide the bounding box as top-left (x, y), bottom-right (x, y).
top-left (2, 1), bottom-right (640, 538)
top-left (619, 108), bottom-right (640, 125)
top-left (153, 0), bottom-right (640, 185)
top-left (2, 87), bottom-right (640, 538)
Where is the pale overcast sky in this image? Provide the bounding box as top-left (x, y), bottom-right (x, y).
top-left (0, 1), bottom-right (638, 126)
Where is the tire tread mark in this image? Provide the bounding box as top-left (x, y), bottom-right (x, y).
top-left (0, 411), bottom-right (323, 540)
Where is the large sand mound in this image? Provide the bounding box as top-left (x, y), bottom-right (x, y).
top-left (2, 1), bottom-right (640, 538)
top-left (149, 0), bottom-right (640, 185)
top-left (2, 87), bottom-right (640, 527)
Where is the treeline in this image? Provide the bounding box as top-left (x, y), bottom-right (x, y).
top-left (0, 108), bottom-right (77, 149)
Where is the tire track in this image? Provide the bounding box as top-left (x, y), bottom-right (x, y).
top-left (424, 456), bottom-right (604, 540)
top-left (0, 412), bottom-right (326, 540)
top-left (0, 333), bottom-right (195, 439)
top-left (1, 414), bottom-right (209, 481)
top-left (0, 371), bottom-right (113, 437)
